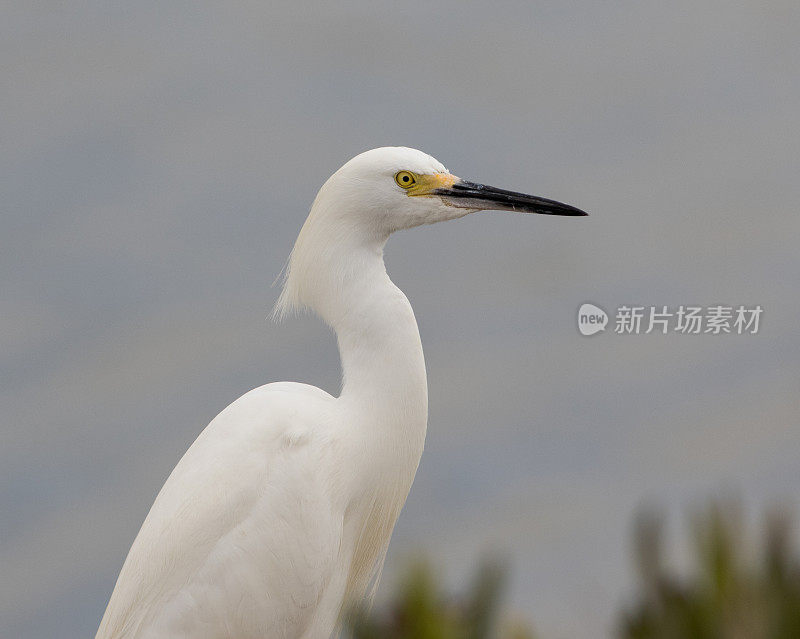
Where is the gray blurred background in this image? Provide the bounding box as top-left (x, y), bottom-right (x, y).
top-left (2, 2), bottom-right (799, 637)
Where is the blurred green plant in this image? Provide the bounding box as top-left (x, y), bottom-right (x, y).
top-left (346, 504), bottom-right (800, 639)
top-left (619, 504), bottom-right (800, 639)
top-left (344, 558), bottom-right (535, 639)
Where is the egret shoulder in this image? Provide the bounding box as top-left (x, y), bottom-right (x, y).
top-left (97, 382), bottom-right (340, 639)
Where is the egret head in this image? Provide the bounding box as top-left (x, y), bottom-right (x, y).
top-left (321, 146), bottom-right (587, 234)
top-left (275, 147), bottom-right (586, 320)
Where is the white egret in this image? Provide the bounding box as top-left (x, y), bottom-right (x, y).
top-left (96, 147), bottom-right (586, 639)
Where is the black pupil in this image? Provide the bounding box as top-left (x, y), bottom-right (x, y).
top-left (402, 175), bottom-right (409, 182)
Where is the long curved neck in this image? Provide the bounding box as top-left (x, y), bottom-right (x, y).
top-left (331, 245), bottom-right (427, 436)
top-left (333, 258), bottom-right (428, 492)
top-left (334, 259), bottom-right (427, 419)
top-left (277, 208), bottom-right (428, 449)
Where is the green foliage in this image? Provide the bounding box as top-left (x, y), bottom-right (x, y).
top-left (344, 559), bottom-right (535, 639)
top-left (619, 504), bottom-right (800, 639)
top-left (347, 504), bottom-right (800, 639)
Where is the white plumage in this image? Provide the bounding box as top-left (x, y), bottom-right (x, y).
top-left (97, 147), bottom-right (585, 639)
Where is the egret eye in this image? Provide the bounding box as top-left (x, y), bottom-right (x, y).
top-left (394, 171), bottom-right (416, 189)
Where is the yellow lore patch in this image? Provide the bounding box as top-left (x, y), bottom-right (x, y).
top-left (401, 172), bottom-right (458, 197)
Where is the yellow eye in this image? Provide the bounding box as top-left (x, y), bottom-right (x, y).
top-left (394, 171), bottom-right (416, 189)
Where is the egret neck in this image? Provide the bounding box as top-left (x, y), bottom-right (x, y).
top-left (276, 204), bottom-right (428, 471)
top-left (335, 245), bottom-right (428, 448)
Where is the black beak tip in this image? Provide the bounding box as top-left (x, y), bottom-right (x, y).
top-left (540, 199), bottom-right (589, 217)
top-left (532, 202), bottom-right (589, 217)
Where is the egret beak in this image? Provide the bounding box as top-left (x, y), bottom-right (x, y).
top-left (435, 179), bottom-right (588, 216)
